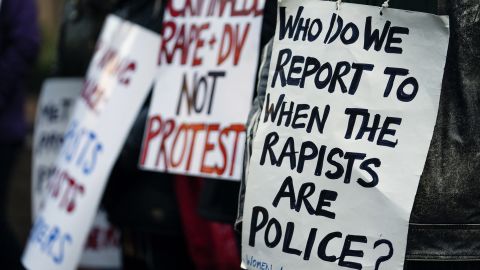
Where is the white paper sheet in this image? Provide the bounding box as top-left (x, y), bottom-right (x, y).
top-left (242, 1), bottom-right (449, 270)
top-left (139, 0), bottom-right (266, 181)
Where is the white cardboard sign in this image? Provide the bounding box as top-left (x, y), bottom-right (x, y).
top-left (31, 78), bottom-right (122, 269)
top-left (32, 78), bottom-right (83, 219)
top-left (139, 0), bottom-right (266, 180)
top-left (79, 209), bottom-right (121, 269)
top-left (23, 15), bottom-right (160, 270)
top-left (242, 1), bottom-right (449, 270)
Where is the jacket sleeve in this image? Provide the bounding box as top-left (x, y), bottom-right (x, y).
top-left (236, 39), bottom-right (274, 231)
top-left (0, 0), bottom-right (40, 111)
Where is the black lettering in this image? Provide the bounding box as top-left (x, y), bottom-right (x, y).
top-left (287, 55), bottom-right (305, 86)
top-left (364, 17), bottom-right (391, 51)
top-left (397, 77), bottom-right (418, 102)
top-left (248, 206), bottom-right (269, 246)
top-left (307, 105), bottom-right (330, 134)
top-left (292, 104), bottom-right (310, 129)
top-left (282, 222), bottom-right (302, 256)
top-left (314, 62), bottom-right (333, 89)
top-left (341, 23), bottom-right (360, 45)
top-left (383, 67), bottom-right (409, 98)
top-left (318, 232), bottom-right (342, 262)
top-left (358, 158), bottom-right (381, 188)
top-left (303, 228), bottom-right (318, 260)
top-left (324, 13), bottom-right (337, 43)
top-left (294, 17), bottom-right (310, 41)
top-left (374, 239), bottom-right (394, 270)
top-left (344, 108), bottom-right (369, 140)
top-left (378, 117), bottom-right (401, 148)
top-left (272, 49), bottom-right (292, 88)
top-left (263, 93), bottom-right (284, 123)
top-left (385, 26), bottom-right (409, 54)
top-left (277, 101), bottom-right (295, 127)
top-left (349, 63), bottom-right (374, 95)
top-left (328, 61), bottom-right (351, 93)
top-left (264, 218), bottom-right (282, 247)
top-left (295, 182), bottom-right (316, 214)
top-left (260, 132), bottom-right (279, 166)
top-left (339, 235), bottom-right (367, 270)
top-left (326, 148), bottom-right (344, 179)
top-left (277, 137), bottom-right (296, 169)
top-left (193, 74), bottom-right (207, 113)
top-left (314, 145), bottom-right (327, 176)
top-left (206, 71), bottom-right (226, 114)
top-left (300, 57), bottom-right (320, 88)
top-left (315, 190), bottom-right (338, 219)
top-left (272, 176), bottom-right (296, 209)
top-left (297, 141), bottom-right (318, 174)
top-left (343, 152), bottom-right (366, 184)
top-left (327, 14), bottom-right (343, 44)
top-left (308, 19), bottom-right (322, 42)
top-left (279, 6), bottom-right (304, 40)
top-left (356, 114), bottom-right (381, 142)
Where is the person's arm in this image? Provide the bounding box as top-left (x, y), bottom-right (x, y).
top-left (0, 0), bottom-right (40, 111)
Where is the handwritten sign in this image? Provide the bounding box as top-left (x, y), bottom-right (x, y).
top-left (22, 15), bottom-right (160, 270)
top-left (79, 209), bottom-right (121, 269)
top-left (31, 78), bottom-right (122, 269)
top-left (32, 78), bottom-right (83, 219)
top-left (242, 1), bottom-right (449, 270)
top-left (139, 0), bottom-right (266, 180)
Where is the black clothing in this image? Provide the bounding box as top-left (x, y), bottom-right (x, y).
top-left (0, 142), bottom-right (23, 269)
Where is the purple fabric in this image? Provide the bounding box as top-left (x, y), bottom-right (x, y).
top-left (0, 0), bottom-right (39, 142)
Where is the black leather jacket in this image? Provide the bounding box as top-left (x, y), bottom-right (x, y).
top-left (237, 0), bottom-right (480, 262)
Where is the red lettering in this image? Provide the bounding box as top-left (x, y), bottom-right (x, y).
top-left (87, 228), bottom-right (100, 249)
top-left (192, 23), bottom-right (210, 66)
top-left (160, 22), bottom-right (210, 66)
top-left (140, 116), bottom-right (163, 165)
top-left (218, 24), bottom-right (251, 65)
top-left (217, 0), bottom-right (263, 17)
top-left (159, 21), bottom-right (177, 64)
top-left (46, 169), bottom-right (85, 214)
top-left (155, 119), bottom-right (176, 168)
top-left (185, 124), bottom-right (206, 171)
top-left (167, 0), bottom-right (263, 17)
top-left (233, 24), bottom-right (250, 65)
top-left (81, 79), bottom-right (105, 111)
top-left (118, 62), bottom-right (136, 86)
top-left (217, 128), bottom-right (229, 175)
top-left (167, 0), bottom-right (207, 17)
top-left (170, 123), bottom-right (189, 168)
top-left (200, 124), bottom-right (220, 174)
top-left (218, 24), bottom-right (233, 65)
top-left (141, 117), bottom-right (246, 178)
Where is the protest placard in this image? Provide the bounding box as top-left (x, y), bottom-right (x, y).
top-left (32, 79), bottom-right (122, 269)
top-left (139, 0), bottom-right (266, 180)
top-left (79, 209), bottom-right (121, 269)
top-left (242, 1), bottom-right (449, 269)
top-left (32, 78), bottom-right (83, 219)
top-left (22, 15), bottom-right (160, 270)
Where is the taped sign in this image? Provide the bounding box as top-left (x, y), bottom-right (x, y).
top-left (139, 0), bottom-right (266, 180)
top-left (242, 1), bottom-right (449, 270)
top-left (22, 15), bottom-right (160, 270)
